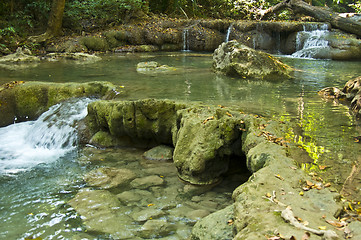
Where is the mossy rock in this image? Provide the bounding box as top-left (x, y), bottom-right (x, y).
top-left (80, 36), bottom-right (109, 51)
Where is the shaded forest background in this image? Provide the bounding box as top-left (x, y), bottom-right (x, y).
top-left (0, 0), bottom-right (360, 51)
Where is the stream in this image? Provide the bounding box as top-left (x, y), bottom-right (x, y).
top-left (0, 51), bottom-right (361, 239)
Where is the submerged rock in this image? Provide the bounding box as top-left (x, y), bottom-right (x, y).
top-left (143, 145), bottom-right (174, 161)
top-left (83, 167), bottom-right (136, 189)
top-left (68, 188), bottom-right (135, 239)
top-left (213, 40), bottom-right (292, 80)
top-left (140, 219), bottom-right (175, 238)
top-left (130, 175), bottom-right (164, 189)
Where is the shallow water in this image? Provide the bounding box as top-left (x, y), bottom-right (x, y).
top-left (1, 52), bottom-right (361, 239)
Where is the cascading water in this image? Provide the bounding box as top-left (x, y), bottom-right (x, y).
top-left (225, 23), bottom-right (234, 42)
top-left (292, 24), bottom-right (330, 59)
top-left (182, 28), bottom-right (190, 51)
top-left (0, 98), bottom-right (92, 175)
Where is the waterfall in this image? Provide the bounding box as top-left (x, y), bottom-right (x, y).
top-left (182, 28), bottom-right (190, 51)
top-left (0, 98), bottom-right (92, 175)
top-left (292, 24), bottom-right (329, 59)
top-left (225, 23), bottom-right (234, 42)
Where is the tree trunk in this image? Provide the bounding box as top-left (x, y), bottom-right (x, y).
top-left (261, 0), bottom-right (361, 37)
top-left (46, 0), bottom-right (66, 37)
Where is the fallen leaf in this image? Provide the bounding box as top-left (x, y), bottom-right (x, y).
top-left (226, 112), bottom-right (233, 117)
top-left (147, 203), bottom-right (154, 207)
top-left (324, 183), bottom-right (331, 187)
top-left (318, 226), bottom-right (327, 230)
top-left (306, 180), bottom-right (314, 186)
top-left (275, 174), bottom-right (284, 181)
top-left (319, 165), bottom-right (328, 170)
top-left (326, 219), bottom-right (346, 228)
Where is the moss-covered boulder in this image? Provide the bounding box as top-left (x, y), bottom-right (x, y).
top-left (86, 99), bottom-right (186, 147)
top-left (0, 81), bottom-right (125, 127)
top-left (173, 107), bottom-right (244, 185)
top-left (213, 40), bottom-right (292, 80)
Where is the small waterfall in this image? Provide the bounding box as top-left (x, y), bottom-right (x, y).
top-left (0, 98), bottom-right (92, 175)
top-left (225, 23), bottom-right (234, 42)
top-left (292, 24), bottom-right (329, 58)
top-left (182, 28), bottom-right (190, 51)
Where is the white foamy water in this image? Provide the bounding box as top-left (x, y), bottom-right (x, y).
top-left (292, 24), bottom-right (330, 59)
top-left (0, 98), bottom-right (92, 175)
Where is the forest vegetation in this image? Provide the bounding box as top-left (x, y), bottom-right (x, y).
top-left (0, 0), bottom-right (360, 52)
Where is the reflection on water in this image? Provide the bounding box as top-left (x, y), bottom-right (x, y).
top-left (0, 52), bottom-right (361, 238)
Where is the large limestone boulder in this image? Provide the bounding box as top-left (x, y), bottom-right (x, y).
top-left (0, 81), bottom-right (124, 127)
top-left (173, 107), bottom-right (243, 185)
top-left (213, 40), bottom-right (292, 80)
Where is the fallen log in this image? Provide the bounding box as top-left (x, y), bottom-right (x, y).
top-left (260, 0), bottom-right (361, 37)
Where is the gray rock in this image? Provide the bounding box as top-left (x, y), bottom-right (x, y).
top-left (84, 167), bottom-right (136, 189)
top-left (130, 175), bottom-right (164, 189)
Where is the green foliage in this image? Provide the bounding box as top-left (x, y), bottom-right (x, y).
top-left (0, 27), bottom-right (16, 37)
top-left (349, 1), bottom-right (361, 12)
top-left (65, 0), bottom-right (146, 27)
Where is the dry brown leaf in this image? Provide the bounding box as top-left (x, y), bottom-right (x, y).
top-left (306, 180), bottom-right (314, 186)
top-left (326, 219), bottom-right (346, 228)
top-left (319, 165), bottom-right (328, 170)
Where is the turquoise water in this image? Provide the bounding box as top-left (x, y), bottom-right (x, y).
top-left (0, 52), bottom-right (360, 239)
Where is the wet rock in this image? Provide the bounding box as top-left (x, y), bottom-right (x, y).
top-left (213, 40), bottom-right (292, 80)
top-left (68, 188), bottom-right (135, 239)
top-left (191, 205), bottom-right (234, 240)
top-left (319, 76), bottom-right (361, 118)
top-left (318, 87), bottom-right (346, 100)
top-left (136, 61), bottom-right (176, 74)
top-left (143, 145), bottom-right (174, 161)
top-left (186, 209), bottom-right (210, 222)
top-left (84, 167), bottom-right (136, 189)
top-left (116, 189), bottom-right (151, 205)
top-left (130, 175), bottom-right (164, 189)
top-left (140, 219), bottom-right (175, 238)
top-left (342, 76), bottom-right (361, 100)
top-left (131, 208), bottom-right (165, 222)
